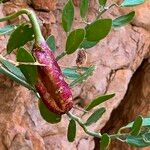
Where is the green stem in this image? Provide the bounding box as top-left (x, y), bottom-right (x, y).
top-left (0, 9), bottom-right (44, 43)
top-left (67, 112), bottom-right (102, 138)
top-left (56, 51), bottom-right (67, 61)
top-left (67, 111), bottom-right (130, 141)
top-left (96, 3), bottom-right (118, 20)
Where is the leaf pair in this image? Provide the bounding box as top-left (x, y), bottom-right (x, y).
top-left (65, 18), bottom-right (112, 54)
top-left (69, 66), bottom-right (96, 87)
top-left (119, 116), bottom-right (150, 147)
top-left (126, 132), bottom-right (150, 147)
top-left (120, 116), bottom-right (150, 136)
top-left (83, 93), bottom-right (115, 126)
top-left (63, 66), bottom-right (92, 80)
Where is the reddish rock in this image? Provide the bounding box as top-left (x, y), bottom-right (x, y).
top-left (30, 0), bottom-right (57, 11)
top-left (0, 0), bottom-right (149, 150)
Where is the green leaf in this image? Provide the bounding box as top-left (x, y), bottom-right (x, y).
top-left (121, 0), bottom-right (145, 7)
top-left (120, 118), bottom-right (150, 130)
top-left (143, 133), bottom-right (150, 143)
top-left (46, 35), bottom-right (56, 52)
top-left (63, 67), bottom-right (81, 79)
top-left (0, 65), bottom-right (33, 90)
top-left (100, 133), bottom-right (111, 150)
top-left (7, 24), bottom-right (34, 54)
top-left (63, 66), bottom-right (90, 80)
top-left (80, 19), bottom-right (112, 48)
top-left (69, 65), bottom-right (95, 87)
top-left (126, 133), bottom-right (150, 147)
top-left (85, 19), bottom-right (112, 42)
top-left (0, 25), bottom-right (16, 35)
top-left (113, 11), bottom-right (135, 28)
top-left (39, 100), bottom-right (61, 124)
top-left (0, 57), bottom-right (26, 80)
top-left (66, 29), bottom-right (85, 54)
top-left (62, 0), bottom-right (74, 32)
top-left (80, 0), bottom-right (89, 18)
top-left (85, 93), bottom-right (115, 111)
top-left (80, 39), bottom-right (98, 49)
top-left (67, 119), bottom-right (76, 142)
top-left (17, 47), bottom-right (37, 85)
top-left (84, 107), bottom-right (106, 126)
top-left (130, 116), bottom-right (143, 136)
top-left (99, 0), bottom-right (107, 7)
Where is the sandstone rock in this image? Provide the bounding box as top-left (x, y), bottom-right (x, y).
top-left (30, 0), bottom-right (57, 11)
top-left (0, 0), bottom-right (149, 150)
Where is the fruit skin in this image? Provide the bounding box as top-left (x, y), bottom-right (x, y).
top-left (33, 41), bottom-right (73, 114)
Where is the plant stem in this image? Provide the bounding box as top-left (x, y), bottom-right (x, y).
top-left (96, 3), bottom-right (118, 20)
top-left (110, 133), bottom-right (128, 141)
top-left (0, 9), bottom-right (44, 43)
top-left (0, 54), bottom-right (47, 66)
top-left (67, 111), bottom-right (131, 141)
top-left (67, 111), bottom-right (102, 138)
top-left (56, 52), bottom-right (66, 61)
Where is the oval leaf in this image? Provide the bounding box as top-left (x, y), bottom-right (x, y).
top-left (126, 134), bottom-right (150, 147)
top-left (85, 93), bottom-right (115, 111)
top-left (17, 47), bottom-right (37, 85)
top-left (63, 66), bottom-right (90, 80)
top-left (120, 117), bottom-right (150, 133)
top-left (130, 116), bottom-right (143, 136)
top-left (67, 119), bottom-right (76, 142)
top-left (100, 133), bottom-right (111, 150)
top-left (66, 28), bottom-right (85, 54)
top-left (7, 24), bottom-right (34, 54)
top-left (121, 0), bottom-right (145, 7)
top-left (85, 19), bottom-right (112, 42)
top-left (46, 35), bottom-right (56, 52)
top-left (0, 65), bottom-right (34, 90)
top-left (39, 100), bottom-right (61, 124)
top-left (99, 0), bottom-right (107, 7)
top-left (84, 107), bottom-right (106, 126)
top-left (80, 39), bottom-right (98, 49)
top-left (0, 25), bottom-right (16, 35)
top-left (122, 118), bottom-right (150, 129)
top-left (69, 65), bottom-right (95, 87)
top-left (62, 0), bottom-right (74, 32)
top-left (80, 0), bottom-right (89, 18)
top-left (143, 133), bottom-right (150, 144)
top-left (0, 57), bottom-right (26, 80)
top-left (113, 11), bottom-right (135, 28)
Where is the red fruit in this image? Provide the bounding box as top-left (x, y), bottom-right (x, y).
top-left (33, 41), bottom-right (73, 114)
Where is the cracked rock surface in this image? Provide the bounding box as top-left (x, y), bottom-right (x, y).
top-left (0, 0), bottom-right (149, 149)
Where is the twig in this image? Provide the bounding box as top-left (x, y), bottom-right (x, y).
top-left (67, 111), bottom-right (131, 141)
top-left (96, 3), bottom-right (119, 20)
top-left (56, 51), bottom-right (67, 61)
top-left (73, 105), bottom-right (88, 113)
top-left (67, 111), bottom-right (102, 138)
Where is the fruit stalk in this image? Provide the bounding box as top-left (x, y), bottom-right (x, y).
top-left (0, 9), bottom-right (73, 114)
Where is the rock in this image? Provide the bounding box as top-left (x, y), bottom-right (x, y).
top-left (30, 0), bottom-right (57, 11)
top-left (120, 0), bottom-right (150, 31)
top-left (0, 0), bottom-right (149, 150)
